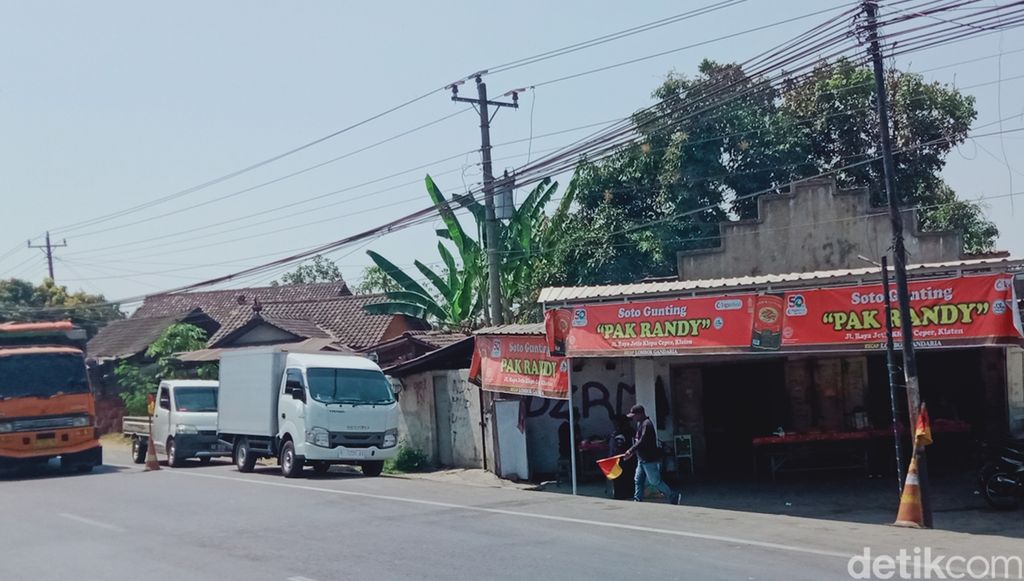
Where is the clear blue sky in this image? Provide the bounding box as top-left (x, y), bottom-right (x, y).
top-left (1, 1), bottom-right (1022, 304)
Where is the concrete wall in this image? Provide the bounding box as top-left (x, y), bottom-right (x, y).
top-left (1008, 347), bottom-right (1024, 437)
top-left (524, 358), bottom-right (637, 476)
top-left (678, 178), bottom-right (963, 279)
top-left (396, 369), bottom-right (483, 469)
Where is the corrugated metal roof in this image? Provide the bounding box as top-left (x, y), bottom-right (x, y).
top-left (475, 323), bottom-right (545, 336)
top-left (539, 257), bottom-right (1024, 305)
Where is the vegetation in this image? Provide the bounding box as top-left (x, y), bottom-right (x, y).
top-left (354, 265), bottom-right (403, 294)
top-left (537, 59), bottom-right (994, 289)
top-left (0, 277), bottom-right (123, 337)
top-left (383, 445), bottom-right (430, 474)
top-left (115, 323), bottom-right (217, 415)
top-left (274, 255), bottom-right (345, 286)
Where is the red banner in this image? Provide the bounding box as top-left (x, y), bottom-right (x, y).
top-left (469, 335), bottom-right (569, 400)
top-left (544, 274), bottom-right (1022, 357)
top-left (780, 274), bottom-right (1022, 351)
top-left (547, 295), bottom-right (759, 357)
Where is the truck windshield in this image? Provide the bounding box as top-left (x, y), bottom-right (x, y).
top-left (306, 368), bottom-right (394, 405)
top-left (174, 387), bottom-right (218, 412)
top-left (0, 353), bottom-right (90, 399)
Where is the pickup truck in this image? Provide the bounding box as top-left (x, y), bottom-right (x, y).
top-left (123, 380), bottom-right (231, 466)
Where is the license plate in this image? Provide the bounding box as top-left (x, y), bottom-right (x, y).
top-left (33, 438), bottom-right (59, 449)
top-left (342, 449), bottom-right (366, 459)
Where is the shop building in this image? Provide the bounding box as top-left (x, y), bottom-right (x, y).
top-left (532, 179), bottom-right (1024, 482)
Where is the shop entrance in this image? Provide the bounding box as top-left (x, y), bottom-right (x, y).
top-left (701, 359), bottom-right (788, 477)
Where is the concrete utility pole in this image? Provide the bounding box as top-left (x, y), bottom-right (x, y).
top-left (450, 74), bottom-right (519, 326)
top-left (27, 231), bottom-right (68, 282)
top-left (862, 1), bottom-right (932, 527)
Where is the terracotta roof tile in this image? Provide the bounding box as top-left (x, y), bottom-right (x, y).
top-left (133, 281), bottom-right (351, 321)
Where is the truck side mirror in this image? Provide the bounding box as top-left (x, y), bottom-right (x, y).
top-left (386, 376), bottom-right (403, 397)
top-left (285, 380), bottom-right (305, 402)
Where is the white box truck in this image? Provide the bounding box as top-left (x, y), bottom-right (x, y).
top-left (217, 347), bottom-right (400, 477)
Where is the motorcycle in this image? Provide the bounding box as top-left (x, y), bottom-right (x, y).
top-left (978, 439), bottom-right (1024, 510)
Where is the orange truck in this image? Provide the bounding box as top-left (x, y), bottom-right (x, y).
top-left (0, 321), bottom-right (102, 472)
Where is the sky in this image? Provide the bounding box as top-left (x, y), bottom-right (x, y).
top-left (1, 1), bottom-right (1022, 307)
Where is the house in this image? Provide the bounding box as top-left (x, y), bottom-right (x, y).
top-left (86, 281), bottom-right (430, 430)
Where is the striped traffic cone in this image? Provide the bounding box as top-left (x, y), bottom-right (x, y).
top-left (893, 455), bottom-right (923, 528)
top-left (144, 437), bottom-right (161, 471)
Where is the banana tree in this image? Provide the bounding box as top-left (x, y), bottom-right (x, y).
top-left (363, 176), bottom-right (484, 328)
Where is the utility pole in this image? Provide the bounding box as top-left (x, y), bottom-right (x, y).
top-left (880, 255), bottom-right (907, 496)
top-left (450, 74), bottom-right (519, 326)
top-left (863, 1), bottom-right (932, 527)
top-left (27, 231), bottom-right (68, 282)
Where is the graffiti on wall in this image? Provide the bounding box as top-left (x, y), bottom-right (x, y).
top-left (525, 381), bottom-right (636, 421)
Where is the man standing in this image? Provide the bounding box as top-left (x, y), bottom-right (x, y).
top-left (623, 404), bottom-right (681, 504)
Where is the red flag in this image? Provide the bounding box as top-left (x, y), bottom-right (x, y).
top-left (597, 454), bottom-right (625, 480)
top-left (915, 403), bottom-right (933, 447)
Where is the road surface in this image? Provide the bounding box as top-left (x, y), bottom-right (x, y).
top-left (1, 448), bottom-right (1021, 581)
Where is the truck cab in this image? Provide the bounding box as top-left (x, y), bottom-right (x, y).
top-left (140, 380), bottom-right (229, 467)
top-left (0, 322), bottom-right (102, 472)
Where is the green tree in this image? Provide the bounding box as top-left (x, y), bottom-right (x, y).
top-left (542, 58), bottom-right (995, 288)
top-left (354, 265), bottom-right (403, 294)
top-left (115, 323), bottom-right (217, 415)
top-left (0, 277), bottom-right (123, 337)
top-left (275, 255), bottom-right (344, 285)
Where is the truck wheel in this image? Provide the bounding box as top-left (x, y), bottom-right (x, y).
top-left (312, 462), bottom-right (330, 475)
top-left (362, 461), bottom-right (384, 477)
top-left (131, 438), bottom-right (147, 464)
top-left (234, 439), bottom-right (257, 473)
top-left (167, 438), bottom-right (184, 468)
top-left (199, 457), bottom-right (212, 465)
top-left (280, 440), bottom-right (304, 478)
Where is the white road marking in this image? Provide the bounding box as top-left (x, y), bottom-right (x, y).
top-left (57, 513), bottom-right (125, 533)
top-left (287, 577), bottom-right (318, 581)
top-left (165, 470), bottom-right (851, 560)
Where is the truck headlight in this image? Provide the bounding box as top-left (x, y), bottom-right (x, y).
top-left (306, 427), bottom-right (330, 447)
top-left (382, 428), bottom-right (398, 449)
top-left (176, 424), bottom-right (199, 435)
top-left (0, 422), bottom-right (12, 434)
top-left (70, 415), bottom-right (92, 428)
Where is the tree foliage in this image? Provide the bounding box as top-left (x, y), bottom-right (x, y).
top-left (115, 323), bottom-right (217, 415)
top-left (0, 277), bottom-right (123, 337)
top-left (540, 59), bottom-right (995, 288)
top-left (275, 255), bottom-right (345, 286)
top-left (354, 265), bottom-right (403, 294)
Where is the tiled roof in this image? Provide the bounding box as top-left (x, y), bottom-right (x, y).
top-left (539, 257), bottom-right (1024, 304)
top-left (403, 330), bottom-right (471, 349)
top-left (206, 294), bottom-right (421, 350)
top-left (475, 323), bottom-right (545, 336)
top-left (133, 281), bottom-right (351, 321)
top-left (207, 311), bottom-right (333, 347)
top-left (87, 314), bottom-right (187, 359)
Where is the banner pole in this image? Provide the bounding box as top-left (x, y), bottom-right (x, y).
top-left (567, 360), bottom-right (578, 496)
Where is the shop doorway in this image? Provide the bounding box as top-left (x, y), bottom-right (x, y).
top-left (702, 360), bottom-right (788, 477)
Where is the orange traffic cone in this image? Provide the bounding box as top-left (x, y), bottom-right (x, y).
top-left (893, 454), bottom-right (923, 528)
top-left (144, 436), bottom-right (161, 471)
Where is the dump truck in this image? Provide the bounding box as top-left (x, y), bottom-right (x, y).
top-left (0, 321), bottom-right (102, 472)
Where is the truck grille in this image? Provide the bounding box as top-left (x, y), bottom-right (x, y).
top-left (328, 432), bottom-right (384, 449)
top-left (9, 416), bottom-right (83, 432)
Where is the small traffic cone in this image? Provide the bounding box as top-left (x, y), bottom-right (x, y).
top-left (144, 437), bottom-right (161, 471)
top-left (893, 455), bottom-right (923, 528)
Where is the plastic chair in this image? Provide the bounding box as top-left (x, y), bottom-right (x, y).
top-left (674, 434), bottom-right (695, 476)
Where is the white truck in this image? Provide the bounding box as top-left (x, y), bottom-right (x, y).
top-left (217, 347), bottom-right (400, 478)
top-left (124, 380), bottom-right (231, 467)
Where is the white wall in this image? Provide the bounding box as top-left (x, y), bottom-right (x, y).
top-left (524, 358), bottom-right (636, 476)
top-left (396, 372), bottom-right (437, 464)
top-left (396, 369), bottom-right (483, 469)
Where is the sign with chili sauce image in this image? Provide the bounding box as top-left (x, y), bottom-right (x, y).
top-left (780, 274), bottom-right (1022, 350)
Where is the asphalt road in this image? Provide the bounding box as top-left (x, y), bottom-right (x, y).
top-left (1, 448), bottom-right (1021, 581)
